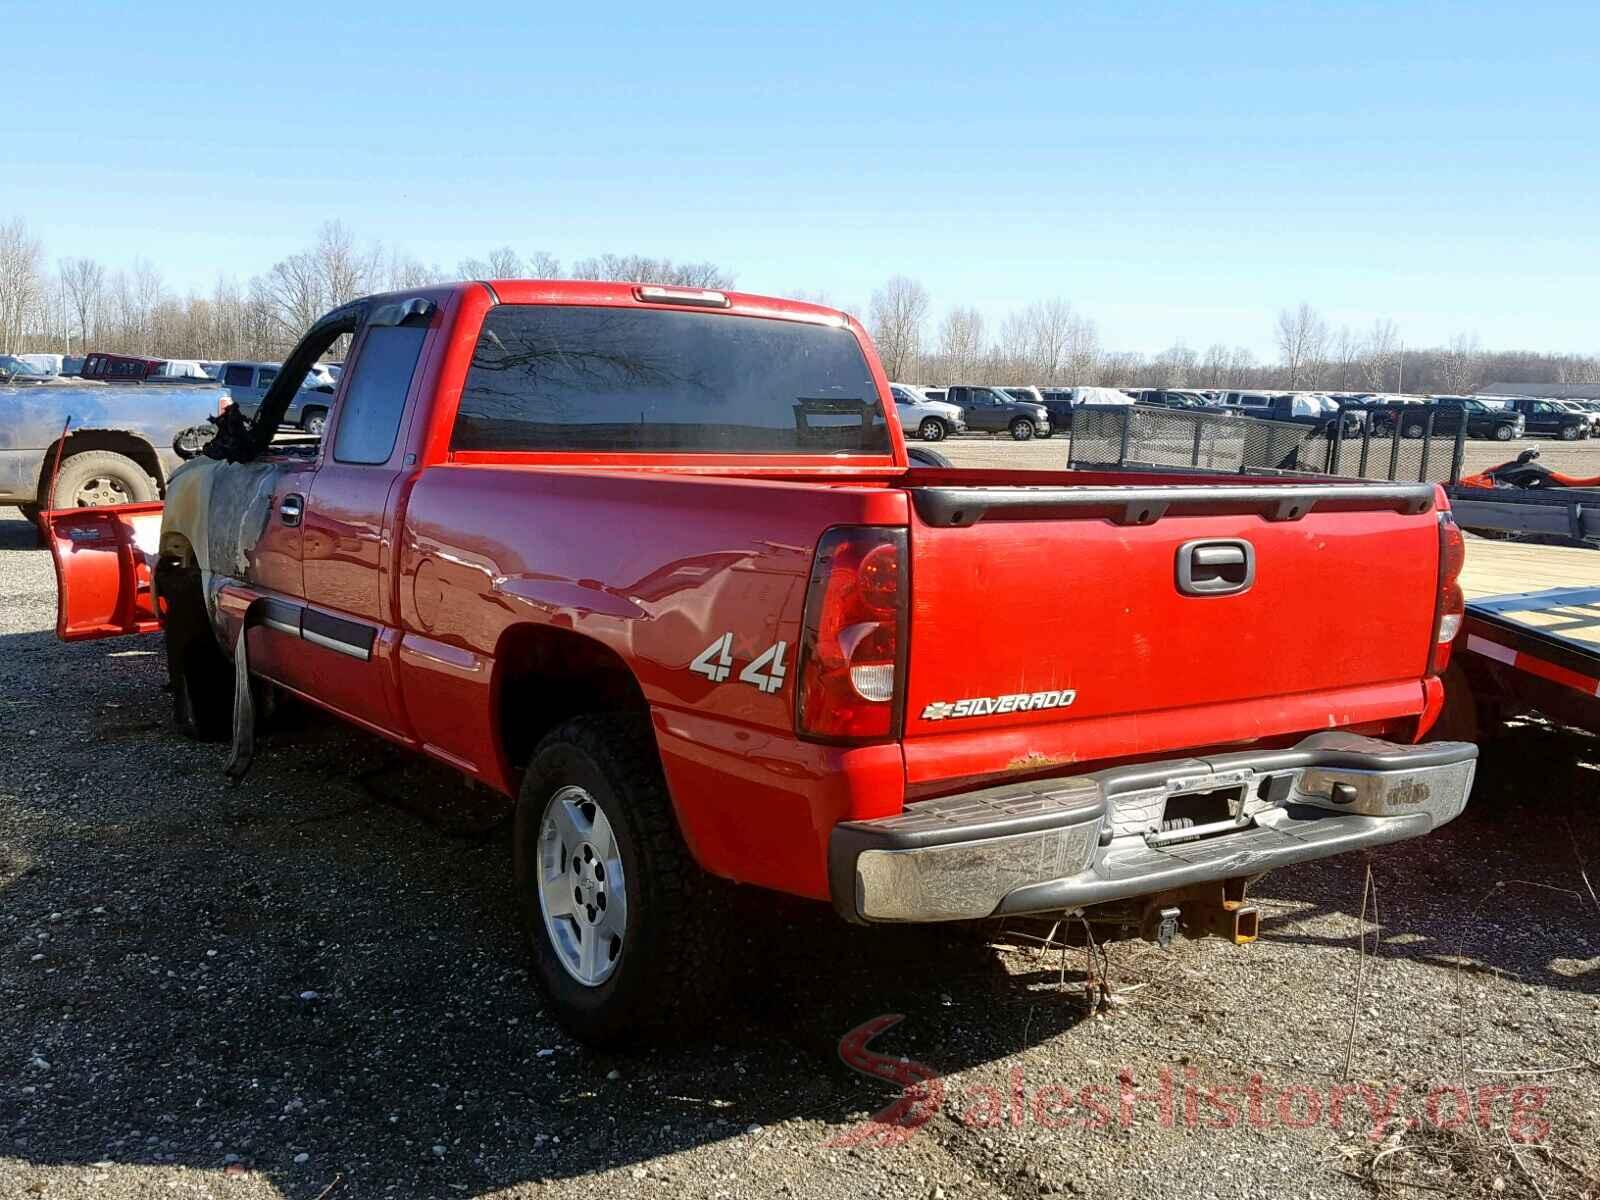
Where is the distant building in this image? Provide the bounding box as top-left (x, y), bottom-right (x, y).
top-left (1478, 382), bottom-right (1600, 400)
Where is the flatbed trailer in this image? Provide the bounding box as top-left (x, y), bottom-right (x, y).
top-left (1456, 538), bottom-right (1600, 735)
top-left (1446, 483), bottom-right (1600, 548)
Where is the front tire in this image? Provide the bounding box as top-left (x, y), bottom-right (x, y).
top-left (302, 408), bottom-right (328, 436)
top-left (917, 418), bottom-right (946, 442)
top-left (1009, 418), bottom-right (1035, 441)
top-left (1492, 424), bottom-right (1514, 441)
top-left (159, 562), bottom-right (233, 742)
top-left (513, 715), bottom-right (729, 1046)
top-left (1559, 425), bottom-right (1582, 441)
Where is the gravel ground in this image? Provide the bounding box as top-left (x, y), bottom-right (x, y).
top-left (3, 508), bottom-right (1598, 1200)
top-left (933, 432), bottom-right (1600, 475)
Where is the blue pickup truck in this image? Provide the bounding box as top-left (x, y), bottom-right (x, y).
top-left (0, 382), bottom-right (224, 521)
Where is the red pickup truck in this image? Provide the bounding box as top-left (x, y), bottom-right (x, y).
top-left (48, 280), bottom-right (1476, 1045)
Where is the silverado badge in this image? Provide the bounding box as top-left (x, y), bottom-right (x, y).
top-left (920, 690), bottom-right (1077, 721)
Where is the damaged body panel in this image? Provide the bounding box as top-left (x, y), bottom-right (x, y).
top-left (0, 383), bottom-right (224, 508)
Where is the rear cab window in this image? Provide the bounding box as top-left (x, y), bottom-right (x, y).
top-left (333, 325), bottom-right (430, 464)
top-left (451, 305), bottom-right (888, 455)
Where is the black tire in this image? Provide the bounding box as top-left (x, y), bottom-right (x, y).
top-left (1559, 425), bottom-right (1581, 441)
top-left (46, 450), bottom-right (158, 509)
top-left (1492, 424), bottom-right (1514, 441)
top-left (1009, 418), bottom-right (1035, 441)
top-left (917, 418), bottom-right (945, 442)
top-left (302, 408), bottom-right (328, 436)
top-left (907, 446), bottom-right (953, 468)
top-left (159, 563), bottom-right (234, 742)
top-left (513, 715), bottom-right (730, 1046)
top-left (1402, 422), bottom-right (1425, 439)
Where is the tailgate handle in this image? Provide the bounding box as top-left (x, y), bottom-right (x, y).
top-left (1178, 539), bottom-right (1254, 596)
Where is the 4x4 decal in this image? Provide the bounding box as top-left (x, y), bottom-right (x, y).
top-left (690, 634), bottom-right (788, 695)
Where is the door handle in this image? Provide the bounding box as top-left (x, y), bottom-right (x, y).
top-left (279, 494), bottom-right (304, 527)
top-left (1177, 538), bottom-right (1254, 596)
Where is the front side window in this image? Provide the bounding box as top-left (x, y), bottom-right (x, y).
top-left (452, 305), bottom-right (888, 454)
top-left (332, 325), bottom-right (429, 464)
top-left (223, 365), bottom-right (253, 387)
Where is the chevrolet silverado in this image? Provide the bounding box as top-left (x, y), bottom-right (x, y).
top-left (46, 280), bottom-right (1476, 1044)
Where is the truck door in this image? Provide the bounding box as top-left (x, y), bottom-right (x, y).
top-left (290, 315), bottom-right (434, 736)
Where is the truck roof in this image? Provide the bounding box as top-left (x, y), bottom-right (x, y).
top-left (471, 279), bottom-right (854, 328)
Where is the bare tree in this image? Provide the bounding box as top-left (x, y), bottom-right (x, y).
top-left (1023, 298), bottom-right (1077, 382)
top-left (1151, 342), bottom-right (1198, 386)
top-left (867, 276), bottom-right (930, 380)
top-left (1361, 318), bottom-right (1401, 391)
top-left (387, 253), bottom-right (445, 290)
top-left (1436, 332), bottom-right (1484, 394)
top-left (1331, 325), bottom-right (1360, 390)
top-left (0, 218), bottom-right (43, 353)
top-left (58, 256), bottom-right (105, 348)
top-left (313, 221), bottom-right (378, 308)
top-left (526, 251), bottom-right (561, 279)
top-left (938, 307), bottom-right (986, 380)
top-left (569, 254), bottom-right (734, 289)
top-left (1064, 315), bottom-right (1100, 382)
top-left (1275, 302), bottom-right (1329, 388)
top-left (259, 252), bottom-right (324, 343)
top-left (1201, 343), bottom-right (1230, 386)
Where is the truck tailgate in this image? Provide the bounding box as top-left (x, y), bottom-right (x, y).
top-left (901, 480), bottom-right (1441, 782)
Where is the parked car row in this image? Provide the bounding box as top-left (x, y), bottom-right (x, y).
top-left (891, 381), bottom-right (1600, 444)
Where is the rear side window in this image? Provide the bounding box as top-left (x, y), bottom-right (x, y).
top-left (333, 325), bottom-right (429, 464)
top-left (222, 365), bottom-right (253, 387)
top-left (452, 305), bottom-right (889, 454)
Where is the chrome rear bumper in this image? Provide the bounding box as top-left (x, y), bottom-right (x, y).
top-left (829, 733), bottom-right (1476, 923)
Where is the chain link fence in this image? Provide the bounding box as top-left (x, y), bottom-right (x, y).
top-left (1067, 404), bottom-right (1470, 484)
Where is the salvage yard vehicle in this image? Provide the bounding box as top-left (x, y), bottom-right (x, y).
top-left (1384, 397), bottom-right (1525, 441)
top-left (1505, 398), bottom-right (1591, 441)
top-left (217, 360), bottom-right (338, 434)
top-left (943, 383), bottom-right (1052, 439)
top-left (1, 380), bottom-right (224, 521)
top-left (889, 383), bottom-right (966, 441)
top-left (1037, 386), bottom-right (1132, 433)
top-left (46, 280), bottom-right (1477, 1046)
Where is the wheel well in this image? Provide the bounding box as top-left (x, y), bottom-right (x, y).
top-left (494, 625), bottom-right (652, 776)
top-left (36, 430), bottom-right (164, 504)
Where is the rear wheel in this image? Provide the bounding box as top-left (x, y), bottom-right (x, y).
top-left (302, 408), bottom-right (328, 436)
top-left (1559, 425), bottom-right (1582, 441)
top-left (1402, 422), bottom-right (1425, 439)
top-left (917, 418), bottom-right (945, 442)
top-left (1009, 418), bottom-right (1035, 441)
top-left (1492, 424), bottom-right (1514, 441)
top-left (513, 715), bottom-right (731, 1046)
top-left (47, 450), bottom-right (158, 509)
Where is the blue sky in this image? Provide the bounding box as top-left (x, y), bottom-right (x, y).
top-left (3, 1), bottom-right (1596, 357)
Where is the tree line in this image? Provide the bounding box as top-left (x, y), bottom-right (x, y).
top-left (2, 214), bottom-right (1596, 395)
top-left (0, 217), bottom-right (733, 363)
top-left (870, 276), bottom-right (1600, 395)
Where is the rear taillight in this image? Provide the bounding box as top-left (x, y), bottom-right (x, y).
top-left (1431, 510), bottom-right (1466, 674)
top-left (795, 527), bottom-right (907, 742)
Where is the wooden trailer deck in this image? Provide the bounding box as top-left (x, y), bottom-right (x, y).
top-left (1458, 536), bottom-right (1600, 718)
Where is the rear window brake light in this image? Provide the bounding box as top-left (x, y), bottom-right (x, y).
top-left (634, 285), bottom-right (730, 308)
